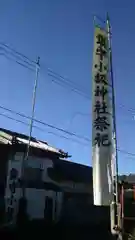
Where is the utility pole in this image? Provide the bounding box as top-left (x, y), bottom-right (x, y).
top-left (106, 14), bottom-right (120, 234)
top-left (22, 57), bottom-right (40, 198)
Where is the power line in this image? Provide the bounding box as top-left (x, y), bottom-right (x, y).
top-left (0, 48), bottom-right (35, 72)
top-left (0, 43), bottom-right (90, 100)
top-left (117, 149), bottom-right (135, 157)
top-left (0, 46), bottom-right (35, 69)
top-left (47, 74), bottom-right (135, 116)
top-left (2, 41), bottom-right (135, 116)
top-left (117, 103), bottom-right (135, 114)
top-left (0, 42), bottom-right (36, 65)
top-left (1, 42), bottom-right (135, 153)
top-left (0, 105), bottom-right (90, 142)
top-left (1, 44), bottom-right (135, 121)
top-left (3, 41), bottom-right (135, 115)
top-left (0, 52), bottom-right (35, 72)
top-left (0, 105), bottom-right (135, 159)
top-left (48, 72), bottom-right (90, 99)
top-left (0, 112), bottom-right (89, 147)
top-left (47, 69), bottom-right (90, 99)
top-left (3, 41), bottom-right (135, 111)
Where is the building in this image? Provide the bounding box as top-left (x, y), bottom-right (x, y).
top-left (0, 128), bottom-right (93, 225)
top-left (49, 157), bottom-right (93, 224)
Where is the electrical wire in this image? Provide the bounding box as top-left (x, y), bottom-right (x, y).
top-left (0, 112), bottom-right (89, 147)
top-left (0, 43), bottom-right (91, 99)
top-left (0, 105), bottom-right (90, 142)
top-left (0, 52), bottom-right (35, 72)
top-left (3, 41), bottom-right (135, 115)
top-left (0, 105), bottom-right (135, 159)
top-left (48, 72), bottom-right (90, 99)
top-left (0, 42), bottom-right (36, 65)
top-left (117, 149), bottom-right (135, 158)
top-left (2, 41), bottom-right (135, 116)
top-left (0, 46), bottom-right (35, 69)
top-left (1, 42), bottom-right (135, 158)
top-left (47, 69), bottom-right (90, 98)
top-left (3, 41), bottom-right (135, 111)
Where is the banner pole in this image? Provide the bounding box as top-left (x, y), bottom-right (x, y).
top-left (106, 13), bottom-right (119, 229)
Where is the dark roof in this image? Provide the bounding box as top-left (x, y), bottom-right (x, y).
top-left (119, 174), bottom-right (135, 184)
top-left (0, 128), bottom-right (91, 184)
top-left (0, 128), bottom-right (37, 142)
top-left (0, 128), bottom-right (69, 158)
top-left (48, 159), bottom-right (92, 183)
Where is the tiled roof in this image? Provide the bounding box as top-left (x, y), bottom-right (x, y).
top-left (0, 128), bottom-right (69, 158)
top-left (48, 159), bottom-right (92, 183)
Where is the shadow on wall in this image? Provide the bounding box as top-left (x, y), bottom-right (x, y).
top-left (0, 197), bottom-right (5, 224)
top-left (59, 192), bottom-right (110, 225)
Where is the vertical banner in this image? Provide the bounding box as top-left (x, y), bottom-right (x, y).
top-left (92, 26), bottom-right (113, 206)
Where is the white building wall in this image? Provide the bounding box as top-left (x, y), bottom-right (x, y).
top-left (4, 151), bottom-right (90, 223)
top-left (26, 188), bottom-right (58, 220)
top-left (4, 152), bottom-right (23, 223)
top-left (26, 189), bottom-right (45, 220)
top-left (4, 151), bottom-right (63, 222)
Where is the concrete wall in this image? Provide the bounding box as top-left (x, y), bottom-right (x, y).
top-left (4, 151), bottom-right (63, 222)
top-left (4, 151), bottom-right (93, 224)
top-left (4, 152), bottom-right (22, 223)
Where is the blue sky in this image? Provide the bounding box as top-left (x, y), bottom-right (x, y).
top-left (0, 0), bottom-right (135, 174)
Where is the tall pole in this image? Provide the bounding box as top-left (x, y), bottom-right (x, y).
top-left (22, 57), bottom-right (40, 198)
top-left (92, 18), bottom-right (113, 206)
top-left (106, 14), bottom-right (119, 222)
